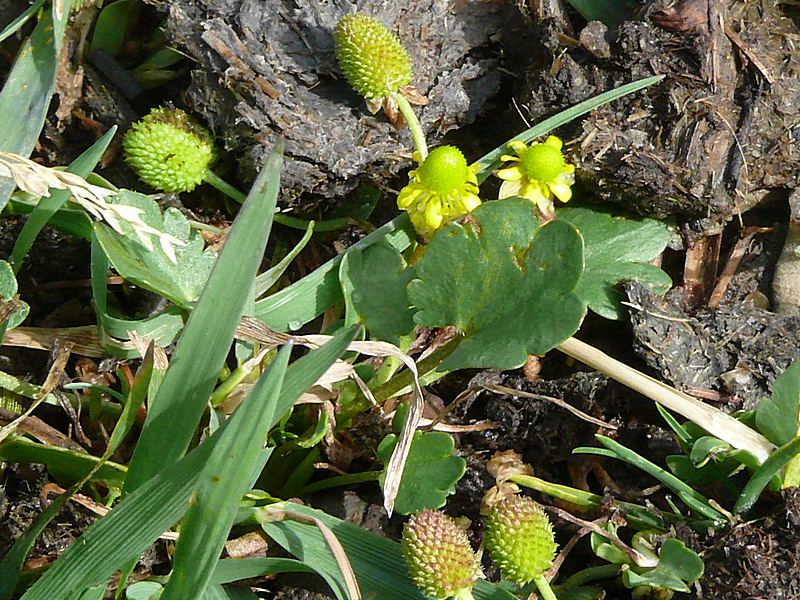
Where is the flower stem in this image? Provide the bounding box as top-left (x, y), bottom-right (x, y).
top-left (453, 588), bottom-right (476, 600)
top-left (532, 573), bottom-right (558, 600)
top-left (393, 92), bottom-right (428, 161)
top-left (556, 336), bottom-right (775, 463)
top-left (202, 170), bottom-right (352, 232)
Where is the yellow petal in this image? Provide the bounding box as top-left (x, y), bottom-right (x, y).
top-left (523, 183), bottom-right (549, 209)
top-left (564, 164), bottom-right (575, 174)
top-left (544, 135), bottom-right (563, 150)
top-left (548, 179), bottom-right (573, 203)
top-left (499, 154), bottom-right (520, 163)
top-left (460, 193), bottom-right (481, 212)
top-left (425, 198), bottom-right (443, 229)
top-left (496, 166), bottom-right (523, 181)
top-left (397, 186), bottom-right (425, 209)
top-left (508, 140), bottom-right (528, 155)
top-left (499, 179), bottom-right (523, 199)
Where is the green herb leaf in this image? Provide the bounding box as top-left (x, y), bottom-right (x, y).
top-left (93, 191), bottom-right (216, 309)
top-left (621, 539), bottom-right (704, 593)
top-left (408, 198), bottom-right (586, 370)
top-left (565, 0), bottom-right (637, 28)
top-left (376, 430), bottom-right (465, 514)
top-left (340, 242), bottom-right (416, 344)
top-left (557, 205), bottom-right (672, 319)
top-left (0, 260), bottom-right (29, 335)
top-left (755, 359), bottom-right (800, 446)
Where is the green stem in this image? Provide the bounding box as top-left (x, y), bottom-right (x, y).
top-left (298, 470), bottom-right (381, 496)
top-left (453, 587), bottom-right (476, 600)
top-left (532, 573), bottom-right (558, 600)
top-left (510, 474), bottom-right (602, 511)
top-left (392, 93), bottom-right (428, 161)
top-left (202, 170), bottom-right (351, 232)
top-left (372, 337), bottom-right (461, 403)
top-left (559, 564), bottom-right (621, 590)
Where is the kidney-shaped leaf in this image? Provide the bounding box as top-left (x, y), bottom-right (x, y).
top-left (376, 430), bottom-right (466, 515)
top-left (557, 206), bottom-right (672, 320)
top-left (93, 191), bottom-right (217, 309)
top-left (408, 198), bottom-right (586, 370)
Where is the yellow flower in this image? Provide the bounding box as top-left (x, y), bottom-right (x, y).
top-left (496, 135), bottom-right (575, 215)
top-left (397, 146), bottom-right (481, 238)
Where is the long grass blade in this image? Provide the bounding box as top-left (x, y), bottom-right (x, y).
top-left (124, 142), bottom-right (283, 492)
top-left (160, 345), bottom-right (290, 600)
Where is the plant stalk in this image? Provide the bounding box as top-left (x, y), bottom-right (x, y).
top-left (556, 336), bottom-right (775, 463)
top-left (392, 92), bottom-right (428, 161)
top-left (203, 170), bottom-right (351, 232)
top-left (532, 573), bottom-right (558, 600)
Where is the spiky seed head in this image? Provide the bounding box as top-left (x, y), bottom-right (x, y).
top-left (484, 495), bottom-right (557, 586)
top-left (402, 509), bottom-right (480, 599)
top-left (123, 107), bottom-right (215, 193)
top-left (417, 146), bottom-right (470, 195)
top-left (334, 13), bottom-right (413, 100)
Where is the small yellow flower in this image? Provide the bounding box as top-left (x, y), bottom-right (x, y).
top-left (397, 146), bottom-right (481, 238)
top-left (496, 135), bottom-right (575, 215)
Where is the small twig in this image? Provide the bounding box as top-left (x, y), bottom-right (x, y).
top-left (708, 226), bottom-right (771, 309)
top-left (481, 383), bottom-right (616, 429)
top-left (541, 504), bottom-right (657, 568)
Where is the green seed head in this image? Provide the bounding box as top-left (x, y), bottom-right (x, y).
top-left (122, 107), bottom-right (215, 193)
top-left (520, 143), bottom-right (565, 182)
top-left (485, 495), bottom-right (557, 586)
top-left (334, 13), bottom-right (413, 100)
top-left (402, 509), bottom-right (480, 599)
top-left (417, 146), bottom-right (470, 195)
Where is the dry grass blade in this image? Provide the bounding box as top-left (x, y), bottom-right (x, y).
top-left (265, 507), bottom-right (362, 600)
top-left (481, 383), bottom-right (616, 429)
top-left (237, 319), bottom-right (425, 515)
top-left (0, 151), bottom-right (183, 261)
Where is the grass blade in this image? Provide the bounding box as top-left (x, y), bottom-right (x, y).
top-left (734, 437), bottom-right (800, 514)
top-left (18, 329), bottom-right (354, 599)
top-left (160, 345), bottom-right (290, 600)
top-left (473, 75), bottom-right (664, 182)
top-left (0, 0), bottom-right (46, 44)
top-left (0, 1), bottom-right (71, 207)
top-left (124, 142), bottom-right (283, 492)
top-left (566, 0), bottom-right (637, 28)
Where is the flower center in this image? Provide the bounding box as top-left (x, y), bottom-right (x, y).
top-left (520, 143), bottom-right (564, 182)
top-left (417, 146), bottom-right (469, 194)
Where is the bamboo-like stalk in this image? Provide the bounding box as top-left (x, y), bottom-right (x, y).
top-left (556, 337), bottom-right (775, 463)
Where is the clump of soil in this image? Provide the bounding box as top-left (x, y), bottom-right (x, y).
top-left (699, 488), bottom-right (800, 599)
top-left (162, 0), bottom-right (522, 209)
top-left (517, 0), bottom-right (800, 224)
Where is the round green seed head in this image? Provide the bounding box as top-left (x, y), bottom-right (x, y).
top-left (520, 143), bottom-right (565, 182)
top-left (417, 146), bottom-right (470, 195)
top-left (485, 495), bottom-right (557, 586)
top-left (334, 13), bottom-right (413, 100)
top-left (402, 509), bottom-right (480, 599)
top-left (123, 107), bottom-right (216, 193)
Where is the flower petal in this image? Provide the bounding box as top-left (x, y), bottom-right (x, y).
top-left (548, 179), bottom-right (573, 203)
top-left (496, 166), bottom-right (523, 181)
top-left (499, 154), bottom-right (520, 163)
top-left (508, 140), bottom-right (527, 155)
top-left (460, 193), bottom-right (481, 212)
top-left (544, 135), bottom-right (562, 150)
top-left (424, 198), bottom-right (443, 229)
top-left (499, 179), bottom-right (523, 199)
